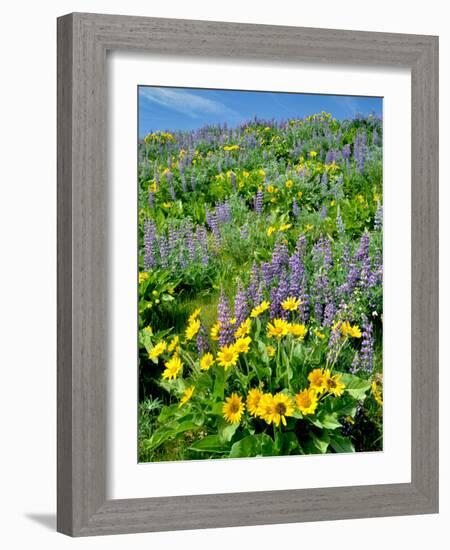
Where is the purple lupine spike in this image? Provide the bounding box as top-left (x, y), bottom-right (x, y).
top-left (271, 239), bottom-right (289, 274)
top-left (269, 286), bottom-right (281, 320)
top-left (196, 323), bottom-right (209, 355)
top-left (217, 289), bottom-right (234, 347)
top-left (148, 189), bottom-right (154, 209)
top-left (277, 270), bottom-right (290, 319)
top-left (205, 207), bottom-right (221, 244)
top-left (292, 197), bottom-right (300, 218)
top-left (254, 188), bottom-right (263, 214)
top-left (323, 300), bottom-right (336, 327)
top-left (359, 314), bottom-right (374, 372)
top-left (325, 150), bottom-right (336, 165)
top-left (321, 205), bottom-right (327, 219)
top-left (342, 144), bottom-right (351, 159)
top-left (247, 262), bottom-right (260, 305)
top-left (143, 219), bottom-right (157, 270)
top-left (185, 227), bottom-right (196, 263)
top-left (234, 280), bottom-right (249, 327)
top-left (355, 232), bottom-right (370, 262)
top-left (158, 234), bottom-right (169, 268)
top-left (195, 225), bottom-right (209, 265)
top-left (374, 202), bottom-right (383, 231)
top-left (327, 321), bottom-right (342, 365)
top-left (261, 261), bottom-right (273, 289)
top-left (166, 171), bottom-right (176, 200)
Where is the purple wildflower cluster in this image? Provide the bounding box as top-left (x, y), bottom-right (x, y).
top-left (143, 218), bottom-right (210, 272)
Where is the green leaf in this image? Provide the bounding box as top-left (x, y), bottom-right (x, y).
top-left (329, 434), bottom-right (355, 453)
top-left (189, 435), bottom-right (229, 454)
top-left (229, 433), bottom-right (275, 458)
top-left (218, 419), bottom-right (239, 443)
top-left (213, 366), bottom-right (225, 400)
top-left (340, 373), bottom-right (371, 399)
top-left (313, 411), bottom-right (342, 430)
top-left (311, 430), bottom-right (330, 453)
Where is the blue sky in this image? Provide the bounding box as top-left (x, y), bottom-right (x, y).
top-left (138, 86), bottom-right (382, 136)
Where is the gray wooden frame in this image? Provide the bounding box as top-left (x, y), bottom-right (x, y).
top-left (57, 12), bottom-right (439, 537)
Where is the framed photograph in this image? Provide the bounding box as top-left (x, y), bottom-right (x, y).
top-left (57, 13), bottom-right (438, 536)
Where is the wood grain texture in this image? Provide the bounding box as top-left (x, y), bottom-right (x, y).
top-left (57, 12), bottom-right (439, 537)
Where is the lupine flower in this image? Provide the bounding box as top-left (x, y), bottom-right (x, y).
top-left (374, 201), bottom-right (383, 231)
top-left (234, 280), bottom-right (249, 327)
top-left (217, 288), bottom-right (234, 347)
top-left (144, 219), bottom-right (157, 270)
top-left (254, 188), bottom-right (263, 214)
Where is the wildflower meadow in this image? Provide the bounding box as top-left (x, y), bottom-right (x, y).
top-left (138, 90), bottom-right (383, 462)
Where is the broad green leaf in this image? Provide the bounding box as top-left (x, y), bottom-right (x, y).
top-left (330, 434), bottom-right (355, 453)
top-left (311, 431), bottom-right (330, 454)
top-left (218, 419), bottom-right (239, 443)
top-left (229, 433), bottom-right (275, 458)
top-left (340, 373), bottom-right (371, 399)
top-left (189, 435), bottom-right (229, 453)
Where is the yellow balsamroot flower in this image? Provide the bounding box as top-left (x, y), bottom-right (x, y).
top-left (267, 185), bottom-right (275, 194)
top-left (323, 371), bottom-right (346, 397)
top-left (200, 352), bottom-right (214, 371)
top-left (267, 225), bottom-right (277, 237)
top-left (223, 144), bottom-right (240, 151)
top-left (256, 393), bottom-right (275, 422)
top-left (234, 336), bottom-right (251, 354)
top-left (188, 307), bottom-right (201, 324)
top-left (308, 368), bottom-right (327, 393)
top-left (222, 393), bottom-right (245, 424)
top-left (267, 318), bottom-right (290, 339)
top-left (295, 388), bottom-right (319, 415)
top-left (185, 318), bottom-right (201, 341)
top-left (168, 335), bottom-right (179, 353)
top-left (259, 169), bottom-right (266, 177)
top-left (179, 386), bottom-right (194, 408)
top-left (356, 194), bottom-right (365, 203)
top-left (250, 300), bottom-right (270, 318)
top-left (266, 345), bottom-right (276, 358)
top-left (371, 380), bottom-right (383, 405)
top-left (309, 151), bottom-right (318, 158)
top-left (314, 328), bottom-right (325, 340)
top-left (285, 179), bottom-right (293, 189)
top-left (143, 325), bottom-right (153, 335)
top-left (149, 180), bottom-right (158, 193)
top-left (210, 321), bottom-right (221, 341)
top-left (281, 296), bottom-right (301, 311)
top-left (279, 223), bottom-right (292, 232)
top-left (246, 388), bottom-right (264, 417)
top-left (341, 321), bottom-right (362, 338)
top-left (139, 272), bottom-right (149, 284)
top-left (373, 193), bottom-right (381, 202)
top-left (297, 191), bottom-right (303, 198)
top-left (304, 224), bottom-right (313, 232)
top-left (243, 170), bottom-right (250, 178)
top-left (268, 393), bottom-right (295, 427)
top-left (149, 341), bottom-right (167, 360)
top-left (162, 202), bottom-right (173, 209)
top-left (289, 323), bottom-right (308, 340)
top-left (217, 344), bottom-right (239, 370)
top-left (234, 318), bottom-right (251, 339)
top-left (162, 354), bottom-right (183, 381)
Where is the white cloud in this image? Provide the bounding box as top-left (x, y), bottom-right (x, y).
top-left (139, 87), bottom-right (238, 119)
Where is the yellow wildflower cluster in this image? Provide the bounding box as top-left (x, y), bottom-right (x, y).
top-left (143, 131), bottom-right (175, 145)
top-left (267, 318), bottom-right (308, 340)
